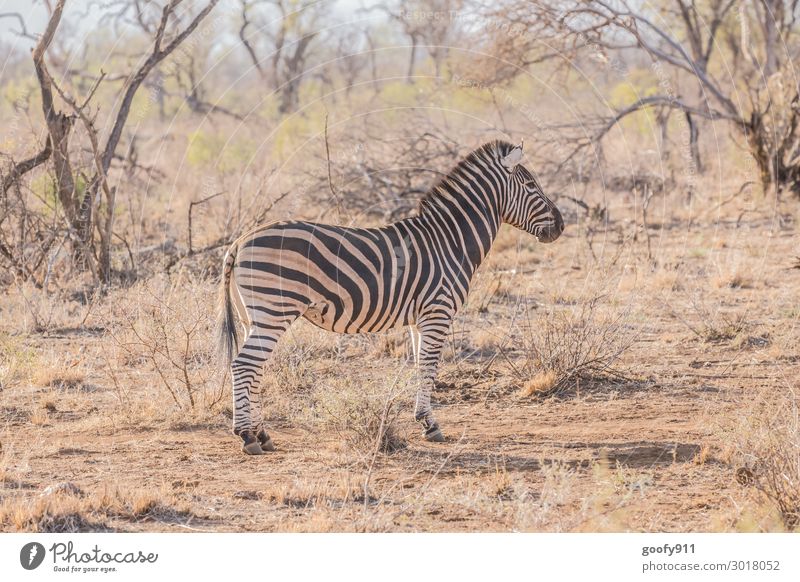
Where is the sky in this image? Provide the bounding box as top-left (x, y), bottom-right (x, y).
top-left (0, 0), bottom-right (382, 51)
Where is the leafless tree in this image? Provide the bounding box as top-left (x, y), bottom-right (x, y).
top-left (507, 0), bottom-right (800, 195)
top-left (238, 0), bottom-right (321, 114)
top-left (376, 0), bottom-right (466, 83)
top-left (0, 0), bottom-right (219, 283)
top-left (108, 1), bottom-right (241, 122)
top-left (375, 4), bottom-right (424, 83)
top-left (334, 30), bottom-right (371, 97)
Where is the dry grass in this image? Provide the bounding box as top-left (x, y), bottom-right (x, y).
top-left (490, 458), bottom-right (651, 532)
top-left (730, 384), bottom-right (800, 530)
top-left (31, 362), bottom-right (86, 390)
top-left (0, 483), bottom-right (194, 532)
top-left (511, 460), bottom-right (582, 531)
top-left (0, 333), bottom-right (37, 390)
top-left (519, 370), bottom-right (558, 397)
top-left (0, 440), bottom-right (17, 485)
top-left (29, 408), bottom-right (49, 427)
top-left (263, 337), bottom-right (319, 420)
top-left (370, 331), bottom-right (412, 359)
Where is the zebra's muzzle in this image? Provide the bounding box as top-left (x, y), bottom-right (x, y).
top-left (536, 210), bottom-right (564, 243)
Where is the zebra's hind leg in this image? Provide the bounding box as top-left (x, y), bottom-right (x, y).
top-left (413, 318), bottom-right (449, 443)
top-left (231, 316), bottom-right (295, 455)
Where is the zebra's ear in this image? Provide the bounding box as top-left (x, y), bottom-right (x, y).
top-left (501, 144), bottom-right (524, 170)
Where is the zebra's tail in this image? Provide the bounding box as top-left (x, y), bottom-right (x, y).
top-left (217, 244), bottom-right (240, 366)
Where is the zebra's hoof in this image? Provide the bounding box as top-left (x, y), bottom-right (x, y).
top-left (240, 430), bottom-right (266, 455)
top-left (256, 428), bottom-right (276, 452)
top-left (242, 441), bottom-right (265, 455)
top-left (424, 427), bottom-right (445, 442)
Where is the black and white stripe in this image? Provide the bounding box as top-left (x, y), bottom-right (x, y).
top-left (218, 140), bottom-right (564, 454)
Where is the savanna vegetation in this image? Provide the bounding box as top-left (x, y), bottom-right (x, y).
top-left (1, 0), bottom-right (799, 532)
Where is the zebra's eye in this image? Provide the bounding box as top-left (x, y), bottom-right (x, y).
top-left (524, 181), bottom-right (539, 192)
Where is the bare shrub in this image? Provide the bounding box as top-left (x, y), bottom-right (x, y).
top-left (263, 340), bottom-right (318, 421)
top-left (300, 120), bottom-right (464, 221)
top-left (731, 385), bottom-right (800, 530)
top-left (310, 371), bottom-right (410, 456)
top-left (0, 175), bottom-right (68, 287)
top-left (2, 282), bottom-right (90, 334)
top-left (102, 272), bottom-right (225, 411)
top-left (517, 296), bottom-right (633, 397)
top-left (670, 284), bottom-right (750, 343)
top-left (678, 304), bottom-right (749, 343)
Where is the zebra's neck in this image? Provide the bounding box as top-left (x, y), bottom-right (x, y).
top-left (410, 170), bottom-right (502, 274)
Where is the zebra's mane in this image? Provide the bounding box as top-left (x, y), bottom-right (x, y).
top-left (416, 140), bottom-right (515, 214)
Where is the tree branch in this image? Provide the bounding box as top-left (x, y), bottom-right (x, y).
top-left (2, 138), bottom-right (52, 195)
top-left (100, 0), bottom-right (219, 174)
top-left (238, 0), bottom-right (266, 80)
top-left (0, 11), bottom-right (36, 39)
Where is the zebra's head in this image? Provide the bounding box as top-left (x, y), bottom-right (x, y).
top-left (498, 143), bottom-right (564, 243)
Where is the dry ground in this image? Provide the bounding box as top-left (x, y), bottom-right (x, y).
top-left (1, 194), bottom-right (799, 532)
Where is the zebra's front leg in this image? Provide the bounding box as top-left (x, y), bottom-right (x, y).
top-left (413, 320), bottom-right (449, 442)
top-left (231, 326), bottom-right (286, 455)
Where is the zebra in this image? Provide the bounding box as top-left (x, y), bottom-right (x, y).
top-left (218, 140), bottom-right (564, 455)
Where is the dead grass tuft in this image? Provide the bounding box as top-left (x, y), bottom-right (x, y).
top-left (519, 370), bottom-right (558, 398)
top-left (265, 478), bottom-right (367, 510)
top-left (370, 331), bottom-right (410, 359)
top-left (712, 269), bottom-right (754, 290)
top-left (5, 498), bottom-right (105, 532)
top-left (29, 408), bottom-right (49, 426)
top-left (490, 462), bottom-right (514, 499)
top-left (32, 364), bottom-right (85, 390)
top-left (693, 444), bottom-right (711, 466)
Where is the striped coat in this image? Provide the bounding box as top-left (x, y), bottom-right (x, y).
top-left (219, 140), bottom-right (564, 454)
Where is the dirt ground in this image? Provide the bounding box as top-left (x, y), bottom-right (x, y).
top-left (1, 201), bottom-right (798, 532)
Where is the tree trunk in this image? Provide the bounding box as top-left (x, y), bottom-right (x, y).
top-left (745, 114), bottom-right (783, 197)
top-left (685, 111), bottom-right (703, 175)
top-left (407, 35), bottom-right (418, 83)
top-left (32, 0), bottom-right (94, 267)
top-left (279, 80), bottom-right (300, 114)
